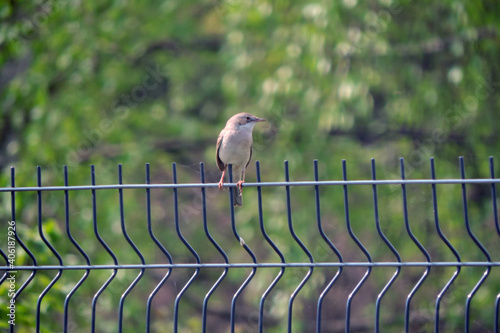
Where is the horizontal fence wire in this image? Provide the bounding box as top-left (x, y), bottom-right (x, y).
top-left (1, 178), bottom-right (500, 192)
top-left (0, 157), bottom-right (499, 333)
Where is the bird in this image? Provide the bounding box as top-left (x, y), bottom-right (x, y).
top-left (216, 112), bottom-right (265, 206)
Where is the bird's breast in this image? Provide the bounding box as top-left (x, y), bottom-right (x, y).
top-left (218, 130), bottom-right (253, 166)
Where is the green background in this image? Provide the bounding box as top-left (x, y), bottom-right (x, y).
top-left (0, 0), bottom-right (499, 332)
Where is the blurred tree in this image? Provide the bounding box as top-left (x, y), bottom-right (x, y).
top-left (0, 0), bottom-right (499, 332)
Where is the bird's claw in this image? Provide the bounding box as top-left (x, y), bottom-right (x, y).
top-left (218, 181), bottom-right (224, 190)
top-left (236, 180), bottom-right (244, 190)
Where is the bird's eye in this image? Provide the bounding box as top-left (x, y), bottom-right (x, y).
top-left (246, 116), bottom-right (251, 121)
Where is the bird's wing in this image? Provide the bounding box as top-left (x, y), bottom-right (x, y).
top-left (216, 133), bottom-right (225, 171)
top-left (245, 143), bottom-right (253, 168)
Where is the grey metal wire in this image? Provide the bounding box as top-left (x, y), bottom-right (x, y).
top-left (459, 157), bottom-right (492, 333)
top-left (314, 159), bottom-right (343, 333)
top-left (7, 261), bottom-right (500, 270)
top-left (491, 157), bottom-right (500, 333)
top-left (342, 159), bottom-right (373, 332)
top-left (63, 166), bottom-right (91, 332)
top-left (228, 163), bottom-right (257, 333)
top-left (372, 159), bottom-right (402, 333)
top-left (35, 166), bottom-right (63, 333)
top-left (90, 164), bottom-right (118, 333)
top-left (1, 177), bottom-right (499, 193)
top-left (145, 163), bottom-right (173, 333)
top-left (172, 162), bottom-right (201, 333)
top-left (8, 167), bottom-right (38, 333)
top-left (284, 160), bottom-right (314, 333)
top-left (201, 162), bottom-right (229, 333)
top-left (430, 158), bottom-right (462, 333)
top-left (117, 164), bottom-right (146, 333)
top-left (401, 158), bottom-right (431, 332)
top-left (1, 157), bottom-right (498, 333)
top-left (256, 160), bottom-right (285, 333)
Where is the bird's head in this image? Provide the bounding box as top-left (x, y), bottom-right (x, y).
top-left (228, 112), bottom-right (265, 130)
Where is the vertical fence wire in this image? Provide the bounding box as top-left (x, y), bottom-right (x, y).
top-left (256, 160), bottom-right (285, 333)
top-left (0, 251), bottom-right (7, 285)
top-left (9, 167), bottom-right (38, 333)
top-left (35, 166), bottom-right (63, 333)
top-left (172, 162), bottom-right (201, 333)
top-left (117, 164), bottom-right (146, 332)
top-left (201, 161), bottom-right (229, 333)
top-left (228, 163), bottom-right (257, 333)
top-left (400, 158), bottom-right (431, 331)
top-left (284, 160), bottom-right (314, 333)
top-left (146, 163), bottom-right (174, 333)
top-left (492, 157), bottom-right (500, 237)
top-left (342, 159), bottom-right (372, 332)
top-left (372, 159), bottom-right (401, 332)
top-left (459, 157), bottom-right (492, 333)
top-left (430, 157), bottom-right (462, 332)
top-left (314, 159), bottom-right (343, 333)
top-left (491, 157), bottom-right (500, 333)
top-left (91, 164), bottom-right (118, 333)
top-left (63, 166), bottom-right (91, 331)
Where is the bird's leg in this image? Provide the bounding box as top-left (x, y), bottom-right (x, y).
top-left (218, 167), bottom-right (226, 190)
top-left (236, 169), bottom-right (246, 191)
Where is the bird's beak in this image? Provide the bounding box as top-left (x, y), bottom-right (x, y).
top-left (255, 117), bottom-right (266, 122)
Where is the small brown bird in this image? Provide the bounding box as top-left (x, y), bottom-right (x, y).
top-left (216, 113), bottom-right (265, 206)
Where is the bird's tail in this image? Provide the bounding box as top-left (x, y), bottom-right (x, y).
top-left (233, 186), bottom-right (242, 206)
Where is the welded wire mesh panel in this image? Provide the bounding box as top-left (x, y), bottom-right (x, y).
top-left (0, 157), bottom-right (499, 333)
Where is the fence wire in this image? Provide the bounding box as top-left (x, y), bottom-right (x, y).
top-left (1, 157), bottom-right (499, 333)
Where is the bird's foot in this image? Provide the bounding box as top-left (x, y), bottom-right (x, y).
top-left (236, 180), bottom-right (244, 191)
top-left (218, 180), bottom-right (224, 190)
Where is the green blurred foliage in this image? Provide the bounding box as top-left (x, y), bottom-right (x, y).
top-left (0, 0), bottom-right (499, 332)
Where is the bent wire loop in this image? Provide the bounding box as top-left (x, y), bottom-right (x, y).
top-left (1, 157), bottom-right (499, 333)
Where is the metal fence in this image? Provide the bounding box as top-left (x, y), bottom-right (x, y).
top-left (1, 157), bottom-right (499, 333)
